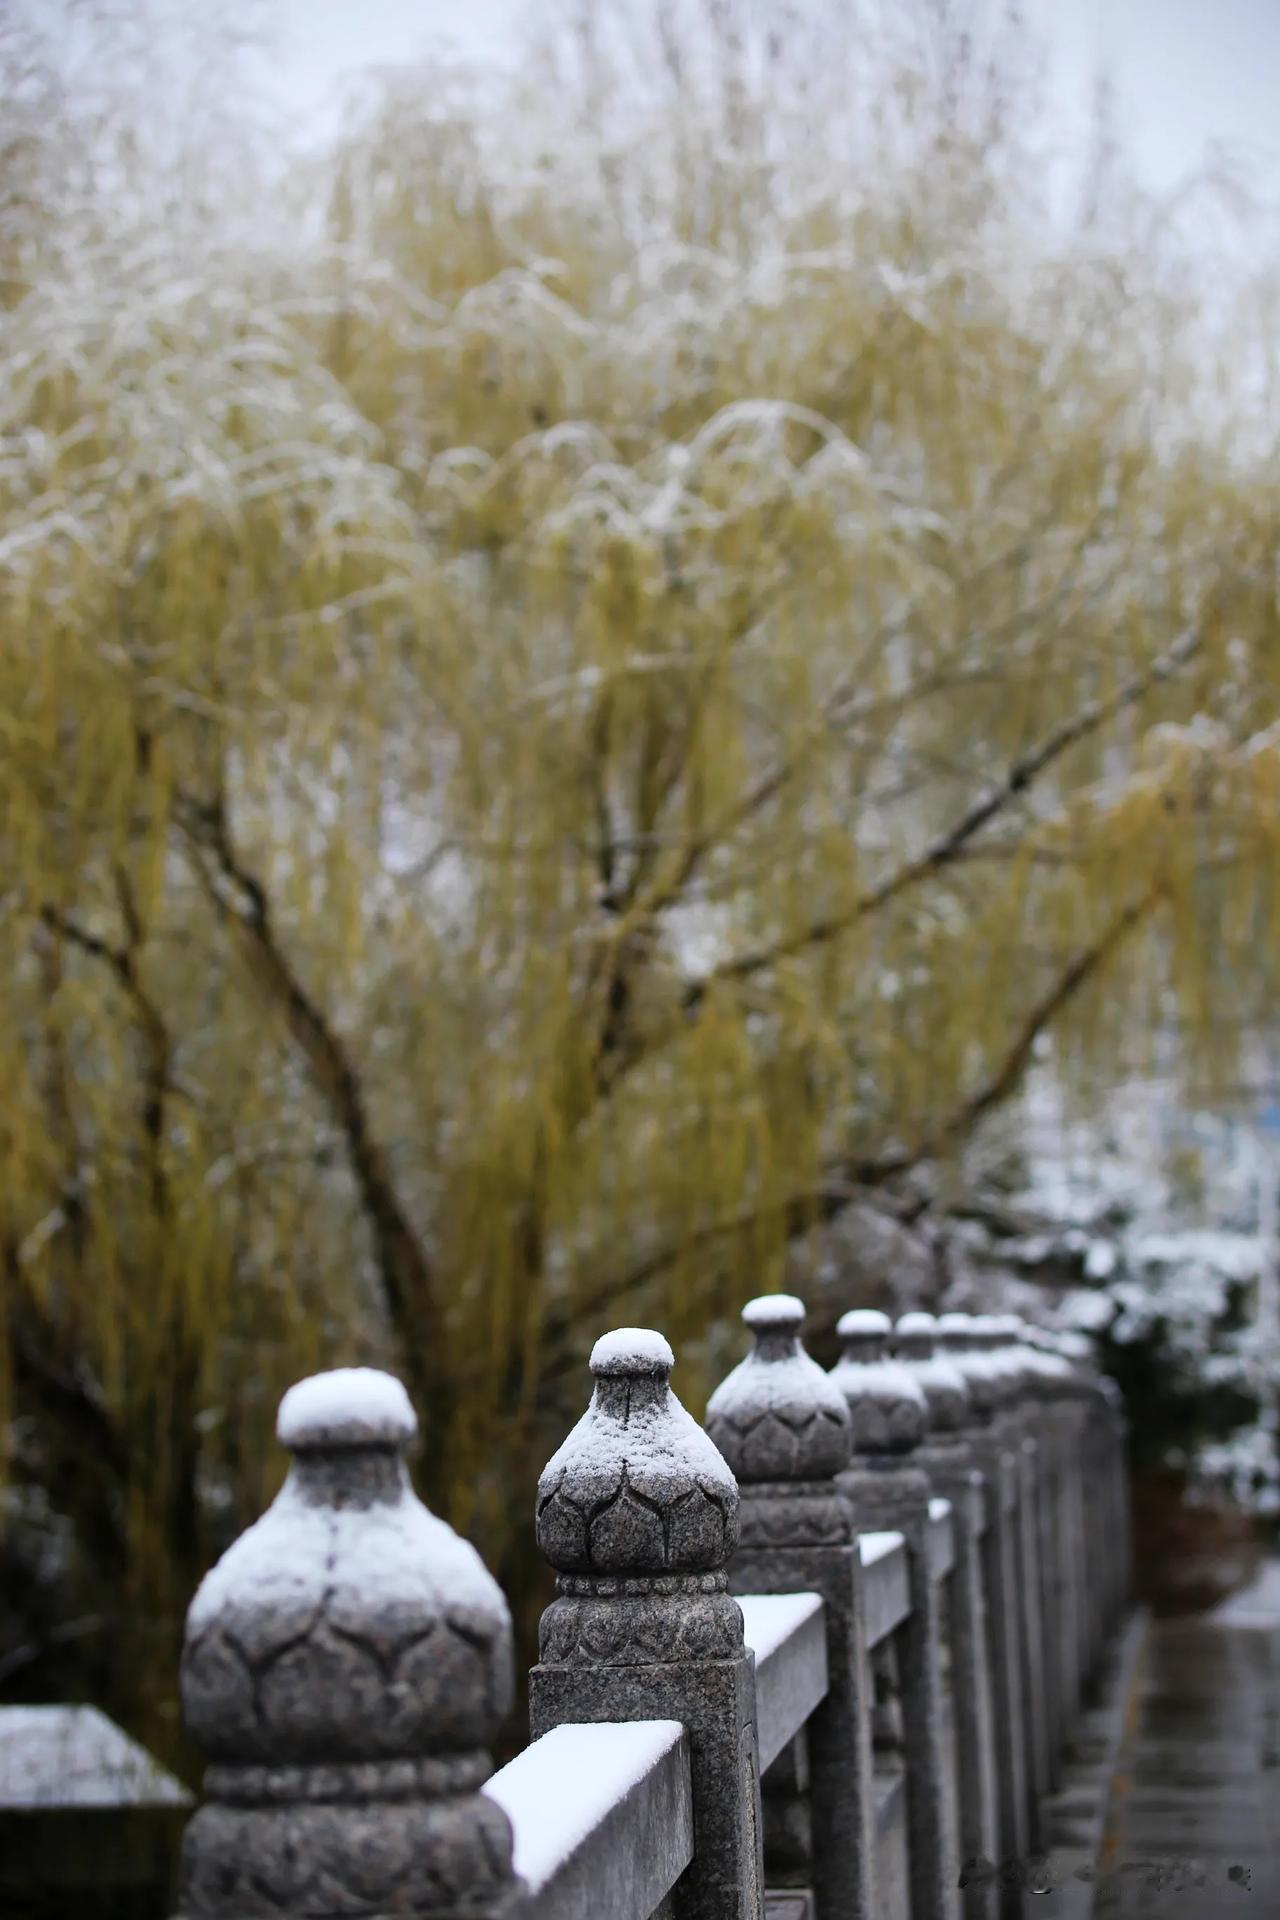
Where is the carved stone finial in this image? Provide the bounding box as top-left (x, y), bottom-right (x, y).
top-left (936, 1311), bottom-right (1001, 1425)
top-left (989, 1312), bottom-right (1039, 1399)
top-left (531, 1332), bottom-right (765, 1920)
top-left (1011, 1318), bottom-right (1071, 1398)
top-left (1050, 1327), bottom-right (1106, 1400)
top-left (830, 1310), bottom-right (946, 1913)
top-left (893, 1311), bottom-right (972, 1435)
top-left (534, 1326), bottom-right (747, 1668)
top-left (830, 1308), bottom-right (927, 1455)
top-left (705, 1294), bottom-right (853, 1553)
top-left (970, 1312), bottom-right (1032, 1408)
top-left (706, 1294), bottom-right (852, 1483)
top-left (175, 1368), bottom-right (520, 1919)
top-left (536, 1327), bottom-right (739, 1578)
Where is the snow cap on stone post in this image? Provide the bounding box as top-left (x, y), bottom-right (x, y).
top-left (989, 1312), bottom-right (1040, 1397)
top-left (536, 1327), bottom-right (740, 1582)
top-left (936, 1311), bottom-right (1001, 1425)
top-left (1011, 1318), bottom-right (1071, 1397)
top-left (706, 1294), bottom-right (852, 1483)
top-left (174, 1368), bottom-right (521, 1920)
top-left (965, 1312), bottom-right (1019, 1404)
top-left (1056, 1328), bottom-right (1096, 1371)
top-left (893, 1310), bottom-right (971, 1435)
top-left (532, 1331), bottom-right (766, 1920)
top-left (1055, 1328), bottom-right (1109, 1403)
top-left (705, 1295), bottom-right (853, 1552)
top-left (830, 1308), bottom-right (927, 1455)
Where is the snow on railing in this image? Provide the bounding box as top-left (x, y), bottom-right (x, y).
top-left (485, 1720), bottom-right (693, 1920)
top-left (738, 1592), bottom-right (828, 1771)
top-left (860, 1531), bottom-right (912, 1648)
top-left (166, 1304), bottom-right (1130, 1920)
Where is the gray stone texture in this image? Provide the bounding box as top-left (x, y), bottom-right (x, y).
top-left (530, 1328), bottom-right (764, 1920)
top-left (873, 1768), bottom-right (912, 1920)
top-left (1038, 1332), bottom-right (1093, 1739)
top-left (1014, 1326), bottom-right (1073, 1776)
top-left (709, 1295), bottom-right (876, 1920)
top-left (832, 1310), bottom-right (954, 1920)
top-left (985, 1318), bottom-right (1052, 1826)
top-left (163, 1318), bottom-right (1132, 1920)
top-left (764, 1896), bottom-right (816, 1920)
top-left (936, 1314), bottom-right (1030, 1917)
top-left (173, 1368), bottom-right (522, 1920)
top-left (758, 1727), bottom-right (812, 1885)
top-left (486, 1720), bottom-right (694, 1920)
top-left (830, 1309), bottom-right (928, 1457)
top-left (740, 1595), bottom-right (829, 1772)
top-left (894, 1315), bottom-right (999, 1920)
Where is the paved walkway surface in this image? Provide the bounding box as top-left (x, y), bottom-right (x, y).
top-left (1093, 1567), bottom-right (1280, 1916)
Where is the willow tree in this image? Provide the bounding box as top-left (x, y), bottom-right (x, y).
top-left (1, 0), bottom-right (1277, 1754)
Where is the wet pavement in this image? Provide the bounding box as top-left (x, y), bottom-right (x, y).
top-left (1092, 1582), bottom-right (1280, 1916)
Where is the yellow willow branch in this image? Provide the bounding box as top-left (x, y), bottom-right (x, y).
top-left (39, 880), bottom-right (173, 1220)
top-left (550, 884), bottom-right (1158, 1367)
top-left (175, 788), bottom-right (451, 1429)
top-left (625, 507), bottom-right (1130, 933)
top-left (683, 623), bottom-right (1200, 1005)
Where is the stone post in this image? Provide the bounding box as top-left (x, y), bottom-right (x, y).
top-left (173, 1368), bottom-right (523, 1920)
top-left (894, 1313), bottom-right (1000, 1920)
top-left (1090, 1364), bottom-right (1125, 1645)
top-left (1013, 1323), bottom-right (1072, 1775)
top-left (1065, 1339), bottom-right (1107, 1670)
top-left (936, 1314), bottom-right (1028, 1908)
top-left (1096, 1373), bottom-right (1132, 1626)
top-left (1060, 1333), bottom-right (1125, 1666)
top-left (831, 1309), bottom-right (954, 1920)
top-left (1089, 1381), bottom-right (1114, 1657)
top-left (987, 1315), bottom-right (1051, 1820)
top-left (531, 1328), bottom-right (765, 1920)
top-left (1050, 1331), bottom-right (1094, 1712)
top-left (706, 1294), bottom-right (876, 1920)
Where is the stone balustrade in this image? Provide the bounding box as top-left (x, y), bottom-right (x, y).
top-left (169, 1306), bottom-right (1131, 1920)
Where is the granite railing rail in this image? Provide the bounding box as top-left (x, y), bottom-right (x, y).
top-left (169, 1302), bottom-right (1131, 1920)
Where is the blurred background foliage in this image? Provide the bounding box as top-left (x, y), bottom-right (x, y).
top-left (1, 0), bottom-right (1277, 1766)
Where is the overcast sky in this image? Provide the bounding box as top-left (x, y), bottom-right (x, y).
top-left (255, 0), bottom-right (1279, 199)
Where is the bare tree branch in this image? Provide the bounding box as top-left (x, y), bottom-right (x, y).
top-left (684, 625), bottom-right (1199, 1002)
top-left (548, 886), bottom-right (1157, 1364)
top-left (7, 1273), bottom-right (126, 1482)
top-left (176, 789), bottom-right (449, 1425)
top-left (40, 877), bottom-right (173, 1217)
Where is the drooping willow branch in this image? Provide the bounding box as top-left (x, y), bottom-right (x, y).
top-left (687, 625), bottom-right (1200, 1000)
top-left (176, 787), bottom-right (450, 1431)
top-left (544, 882), bottom-right (1159, 1374)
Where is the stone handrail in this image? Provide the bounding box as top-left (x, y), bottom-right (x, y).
top-left (485, 1720), bottom-right (694, 1920)
top-left (738, 1593), bottom-right (829, 1771)
top-left (860, 1531), bottom-right (913, 1648)
top-left (168, 1304), bottom-right (1131, 1920)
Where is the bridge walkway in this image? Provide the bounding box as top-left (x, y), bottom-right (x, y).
top-left (1092, 1566), bottom-right (1280, 1915)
